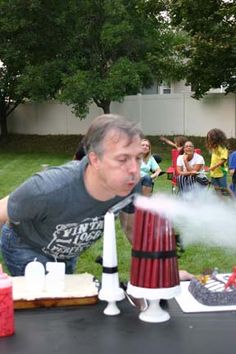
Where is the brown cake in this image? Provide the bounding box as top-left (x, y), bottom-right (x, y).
top-left (188, 274), bottom-right (236, 306)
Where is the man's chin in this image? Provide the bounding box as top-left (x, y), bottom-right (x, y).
top-left (113, 180), bottom-right (138, 197)
top-left (116, 187), bottom-right (134, 197)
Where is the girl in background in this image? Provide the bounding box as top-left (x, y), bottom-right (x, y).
top-left (206, 128), bottom-right (228, 192)
top-left (140, 138), bottom-right (162, 196)
top-left (160, 135), bottom-right (188, 155)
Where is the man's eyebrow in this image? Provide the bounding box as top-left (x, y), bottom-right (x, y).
top-left (116, 153), bottom-right (129, 157)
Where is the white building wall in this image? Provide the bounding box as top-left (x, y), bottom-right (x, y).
top-left (8, 93), bottom-right (236, 137)
top-left (184, 93), bottom-right (236, 137)
top-left (140, 94), bottom-right (185, 135)
top-left (171, 80), bottom-right (191, 94)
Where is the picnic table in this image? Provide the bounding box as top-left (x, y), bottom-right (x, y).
top-left (1, 299), bottom-right (235, 354)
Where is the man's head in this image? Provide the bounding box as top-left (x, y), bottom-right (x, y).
top-left (84, 114), bottom-right (143, 198)
top-left (84, 114), bottom-right (143, 157)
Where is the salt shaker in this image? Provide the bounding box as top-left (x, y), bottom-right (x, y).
top-left (0, 264), bottom-right (14, 337)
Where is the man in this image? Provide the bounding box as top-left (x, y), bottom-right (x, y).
top-left (0, 114), bottom-right (143, 276)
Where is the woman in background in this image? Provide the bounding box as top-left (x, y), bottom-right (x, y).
top-left (176, 141), bottom-right (205, 193)
top-left (140, 138), bottom-right (162, 196)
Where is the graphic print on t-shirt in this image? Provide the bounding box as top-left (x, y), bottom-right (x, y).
top-left (42, 216), bottom-right (104, 259)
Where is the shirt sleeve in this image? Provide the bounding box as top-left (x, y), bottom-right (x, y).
top-left (195, 154), bottom-right (205, 165)
top-left (8, 175), bottom-right (48, 222)
top-left (176, 155), bottom-right (183, 167)
top-left (150, 156), bottom-right (159, 172)
top-left (218, 146), bottom-right (228, 160)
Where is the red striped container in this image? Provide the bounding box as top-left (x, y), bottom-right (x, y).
top-left (130, 207), bottom-right (179, 289)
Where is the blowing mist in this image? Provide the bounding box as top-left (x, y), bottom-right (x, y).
top-left (135, 190), bottom-right (236, 250)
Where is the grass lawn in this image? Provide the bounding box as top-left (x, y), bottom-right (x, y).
top-left (0, 134), bottom-right (236, 280)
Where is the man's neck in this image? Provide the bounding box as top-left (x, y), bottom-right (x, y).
top-left (84, 164), bottom-right (115, 201)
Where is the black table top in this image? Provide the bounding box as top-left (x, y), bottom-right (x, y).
top-left (1, 299), bottom-right (236, 354)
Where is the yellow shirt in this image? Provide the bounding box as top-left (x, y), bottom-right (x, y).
top-left (210, 146), bottom-right (228, 178)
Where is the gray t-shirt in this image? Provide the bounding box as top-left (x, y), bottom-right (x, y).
top-left (8, 157), bottom-right (138, 260)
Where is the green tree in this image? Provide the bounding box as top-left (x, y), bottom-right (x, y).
top-left (0, 0), bottom-right (72, 138)
top-left (0, 0), bottom-right (186, 137)
top-left (168, 0), bottom-right (236, 98)
top-left (57, 0), bottom-right (187, 117)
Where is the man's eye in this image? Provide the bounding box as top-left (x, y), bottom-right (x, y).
top-left (136, 156), bottom-right (142, 163)
top-left (118, 157), bottom-right (127, 163)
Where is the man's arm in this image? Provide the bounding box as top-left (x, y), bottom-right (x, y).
top-left (119, 211), bottom-right (134, 244)
top-left (0, 196), bottom-right (9, 223)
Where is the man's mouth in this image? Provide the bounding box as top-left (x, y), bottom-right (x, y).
top-left (127, 179), bottom-right (137, 188)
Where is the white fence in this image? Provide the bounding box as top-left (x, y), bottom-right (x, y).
top-left (8, 92), bottom-right (236, 137)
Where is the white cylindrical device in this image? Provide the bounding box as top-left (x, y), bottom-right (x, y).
top-left (98, 211), bottom-right (125, 315)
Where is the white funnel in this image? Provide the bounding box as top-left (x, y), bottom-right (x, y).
top-left (98, 211), bottom-right (125, 315)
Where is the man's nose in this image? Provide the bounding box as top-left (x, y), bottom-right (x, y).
top-left (128, 159), bottom-right (140, 174)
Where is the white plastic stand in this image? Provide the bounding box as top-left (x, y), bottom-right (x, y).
top-left (139, 299), bottom-right (170, 323)
top-left (99, 272), bottom-right (125, 315)
top-left (98, 212), bottom-right (125, 315)
top-left (127, 282), bottom-right (180, 323)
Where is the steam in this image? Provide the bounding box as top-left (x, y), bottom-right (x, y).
top-left (135, 191), bottom-right (236, 249)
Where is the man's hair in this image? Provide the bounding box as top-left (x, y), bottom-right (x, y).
top-left (83, 114), bottom-right (143, 156)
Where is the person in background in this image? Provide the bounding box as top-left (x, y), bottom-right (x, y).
top-left (73, 138), bottom-right (86, 161)
top-left (205, 128), bottom-right (228, 193)
top-left (140, 138), bottom-right (162, 196)
top-left (152, 153), bottom-right (162, 164)
top-left (160, 135), bottom-right (188, 155)
top-left (229, 150), bottom-right (236, 196)
top-left (176, 141), bottom-right (205, 193)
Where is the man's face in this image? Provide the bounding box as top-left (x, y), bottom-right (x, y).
top-left (92, 130), bottom-right (143, 197)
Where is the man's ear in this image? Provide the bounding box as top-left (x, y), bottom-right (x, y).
top-left (87, 151), bottom-right (101, 170)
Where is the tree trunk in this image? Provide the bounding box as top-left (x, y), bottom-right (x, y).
top-left (94, 99), bottom-right (111, 114)
top-left (0, 101), bottom-right (8, 141)
top-left (102, 102), bottom-right (110, 114)
top-left (98, 101), bottom-right (111, 114)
